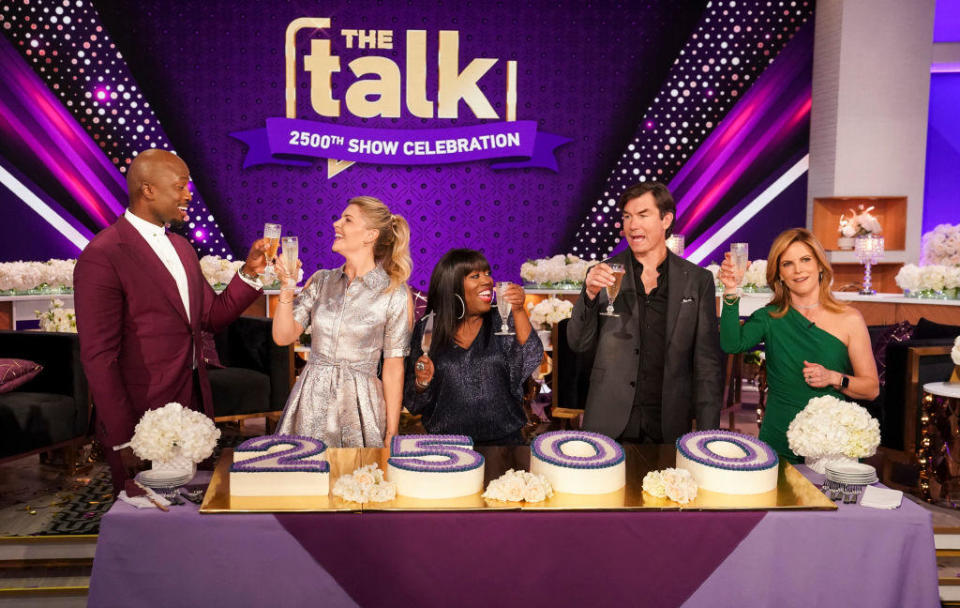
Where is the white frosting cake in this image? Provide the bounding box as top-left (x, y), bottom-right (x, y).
top-left (229, 435), bottom-right (330, 497)
top-left (675, 430), bottom-right (779, 495)
top-left (529, 431), bottom-right (626, 495)
top-left (386, 435), bottom-right (485, 499)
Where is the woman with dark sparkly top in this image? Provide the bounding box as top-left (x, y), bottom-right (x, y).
top-left (404, 249), bottom-right (543, 446)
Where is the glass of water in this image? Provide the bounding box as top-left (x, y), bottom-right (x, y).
top-left (494, 281), bottom-right (515, 336)
top-left (730, 243), bottom-right (749, 285)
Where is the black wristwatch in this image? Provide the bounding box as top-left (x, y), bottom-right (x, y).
top-left (839, 375), bottom-right (850, 390)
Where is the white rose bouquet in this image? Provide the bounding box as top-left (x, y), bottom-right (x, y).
top-left (743, 259), bottom-right (769, 292)
top-left (642, 468), bottom-right (698, 504)
top-left (838, 205), bottom-right (882, 238)
top-left (895, 264), bottom-right (921, 293)
top-left (0, 259), bottom-right (76, 293)
top-left (921, 223), bottom-right (960, 267)
top-left (527, 296), bottom-right (574, 330)
top-left (520, 254), bottom-right (589, 288)
top-left (199, 255), bottom-right (244, 288)
top-left (786, 396), bottom-right (880, 472)
top-left (332, 463), bottom-right (396, 503)
top-left (118, 402), bottom-right (220, 464)
top-left (35, 298), bottom-right (77, 333)
top-left (482, 469), bottom-right (554, 503)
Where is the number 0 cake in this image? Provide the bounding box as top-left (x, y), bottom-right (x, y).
top-left (675, 430), bottom-right (779, 495)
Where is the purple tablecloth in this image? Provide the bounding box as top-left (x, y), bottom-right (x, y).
top-left (87, 467), bottom-right (939, 608)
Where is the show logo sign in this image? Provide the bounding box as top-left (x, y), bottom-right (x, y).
top-left (232, 17), bottom-right (569, 178)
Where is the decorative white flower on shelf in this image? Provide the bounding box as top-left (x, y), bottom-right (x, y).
top-left (921, 223), bottom-right (960, 267)
top-left (120, 402), bottom-right (220, 464)
top-left (482, 469), bottom-right (554, 503)
top-left (520, 254), bottom-right (589, 287)
top-left (527, 296), bottom-right (574, 330)
top-left (0, 259), bottom-right (76, 293)
top-left (743, 259), bottom-right (768, 289)
top-left (786, 395), bottom-right (880, 461)
top-left (642, 468), bottom-right (698, 504)
top-left (838, 205), bottom-right (882, 238)
top-left (199, 255), bottom-right (244, 288)
top-left (894, 264), bottom-right (921, 292)
top-left (34, 298), bottom-right (77, 333)
top-left (332, 464), bottom-right (396, 503)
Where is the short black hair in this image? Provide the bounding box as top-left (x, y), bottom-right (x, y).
top-left (618, 181), bottom-right (676, 237)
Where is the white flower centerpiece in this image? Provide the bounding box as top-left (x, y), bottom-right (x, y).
top-left (199, 255), bottom-right (244, 290)
top-left (921, 223), bottom-right (960, 268)
top-left (742, 259), bottom-right (769, 293)
top-left (895, 263), bottom-right (960, 300)
top-left (520, 254), bottom-right (590, 289)
top-left (332, 463), bottom-right (396, 503)
top-left (786, 396), bottom-right (880, 474)
top-left (641, 468), bottom-right (698, 504)
top-left (34, 298), bottom-right (77, 333)
top-left (482, 469), bottom-right (554, 503)
top-left (0, 259), bottom-right (76, 295)
top-left (837, 205), bottom-right (882, 250)
top-left (951, 336), bottom-right (960, 383)
top-left (117, 402), bottom-right (220, 484)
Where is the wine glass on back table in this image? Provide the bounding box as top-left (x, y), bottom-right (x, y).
top-left (600, 263), bottom-right (625, 317)
top-left (495, 282), bottom-right (515, 336)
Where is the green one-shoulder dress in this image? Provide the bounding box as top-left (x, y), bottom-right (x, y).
top-left (720, 301), bottom-right (852, 463)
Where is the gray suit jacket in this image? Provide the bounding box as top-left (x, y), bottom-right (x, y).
top-left (566, 249), bottom-right (723, 442)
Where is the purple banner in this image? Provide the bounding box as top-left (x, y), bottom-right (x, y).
top-left (230, 118), bottom-right (570, 172)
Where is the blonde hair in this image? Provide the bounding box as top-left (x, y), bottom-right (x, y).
top-left (348, 196), bottom-right (412, 291)
top-left (767, 228), bottom-right (846, 318)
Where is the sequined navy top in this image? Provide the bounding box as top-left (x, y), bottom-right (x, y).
top-left (403, 312), bottom-right (544, 443)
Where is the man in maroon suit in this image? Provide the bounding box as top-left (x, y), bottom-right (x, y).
top-left (74, 149), bottom-right (267, 494)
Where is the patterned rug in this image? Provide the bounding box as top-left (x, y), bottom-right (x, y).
top-left (39, 467), bottom-right (114, 535)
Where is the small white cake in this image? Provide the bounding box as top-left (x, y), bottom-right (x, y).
top-left (229, 435), bottom-right (330, 497)
top-left (386, 435), bottom-right (485, 499)
top-left (529, 431), bottom-right (626, 495)
top-left (675, 430), bottom-right (779, 495)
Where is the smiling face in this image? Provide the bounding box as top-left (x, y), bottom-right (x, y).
top-left (777, 241), bottom-right (821, 298)
top-left (622, 192), bottom-right (673, 258)
top-left (461, 266), bottom-right (494, 316)
top-left (331, 204), bottom-right (378, 255)
top-left (129, 150), bottom-right (193, 227)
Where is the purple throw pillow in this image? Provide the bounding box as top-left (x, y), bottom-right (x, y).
top-left (873, 321), bottom-right (915, 387)
top-left (0, 358), bottom-right (43, 394)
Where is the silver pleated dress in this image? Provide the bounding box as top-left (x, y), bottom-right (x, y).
top-left (276, 265), bottom-right (411, 447)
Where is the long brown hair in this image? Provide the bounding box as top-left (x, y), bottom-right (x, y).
top-left (348, 196), bottom-right (412, 291)
top-left (767, 228), bottom-right (846, 318)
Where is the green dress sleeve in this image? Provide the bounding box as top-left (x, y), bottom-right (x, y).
top-left (720, 299), bottom-right (768, 353)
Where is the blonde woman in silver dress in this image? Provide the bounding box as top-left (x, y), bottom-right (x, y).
top-left (271, 196), bottom-right (413, 447)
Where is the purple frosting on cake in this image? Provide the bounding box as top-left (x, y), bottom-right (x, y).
top-left (230, 435), bottom-right (330, 474)
top-left (532, 430), bottom-right (625, 469)
top-left (388, 434), bottom-right (484, 473)
top-left (675, 430), bottom-right (778, 471)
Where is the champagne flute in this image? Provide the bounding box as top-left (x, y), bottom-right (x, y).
top-left (494, 281), bottom-right (515, 336)
top-left (264, 223), bottom-right (281, 261)
top-left (281, 236), bottom-right (299, 286)
top-left (730, 243), bottom-right (749, 285)
top-left (600, 263), bottom-right (625, 317)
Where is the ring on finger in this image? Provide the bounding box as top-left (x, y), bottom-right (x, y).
top-left (415, 362), bottom-right (425, 371)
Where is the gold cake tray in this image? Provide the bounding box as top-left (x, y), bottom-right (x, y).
top-left (199, 444), bottom-right (836, 513)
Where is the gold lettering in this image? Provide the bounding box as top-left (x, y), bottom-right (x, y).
top-left (341, 29), bottom-right (358, 48)
top-left (378, 30), bottom-right (393, 49)
top-left (437, 30), bottom-right (498, 119)
top-left (357, 29), bottom-right (378, 49)
top-left (304, 39), bottom-right (341, 117)
top-left (405, 30), bottom-right (433, 118)
top-left (345, 56), bottom-right (401, 118)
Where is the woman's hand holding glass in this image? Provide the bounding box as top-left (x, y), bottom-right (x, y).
top-left (498, 282), bottom-right (526, 314)
top-left (272, 254), bottom-right (302, 289)
top-left (719, 252), bottom-right (749, 295)
top-left (414, 354), bottom-right (434, 391)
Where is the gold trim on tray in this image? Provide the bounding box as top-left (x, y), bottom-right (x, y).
top-left (200, 444), bottom-right (836, 513)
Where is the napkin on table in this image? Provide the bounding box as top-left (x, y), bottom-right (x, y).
top-left (859, 485), bottom-right (902, 509)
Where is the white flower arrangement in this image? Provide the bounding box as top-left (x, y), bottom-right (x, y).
top-left (527, 296), bottom-right (574, 330)
top-left (332, 463), bottom-right (396, 503)
top-left (838, 205), bottom-right (882, 238)
top-left (482, 468), bottom-right (554, 503)
top-left (119, 402), bottom-right (220, 464)
top-left (952, 336), bottom-right (960, 367)
top-left (743, 259), bottom-right (769, 291)
top-left (786, 396), bottom-right (880, 463)
top-left (921, 223), bottom-right (960, 267)
top-left (641, 468), bottom-right (698, 504)
top-left (895, 263), bottom-right (960, 297)
top-left (0, 259), bottom-right (76, 293)
top-left (199, 255), bottom-right (244, 288)
top-left (895, 264), bottom-right (921, 292)
top-left (520, 254), bottom-right (590, 288)
top-left (34, 298), bottom-right (77, 333)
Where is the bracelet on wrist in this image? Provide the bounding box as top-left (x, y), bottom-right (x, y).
top-left (723, 293), bottom-right (740, 305)
top-left (239, 266), bottom-right (258, 282)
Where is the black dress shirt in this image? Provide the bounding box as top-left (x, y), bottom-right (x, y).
top-left (621, 254), bottom-right (668, 443)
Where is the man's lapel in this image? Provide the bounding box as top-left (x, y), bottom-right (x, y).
top-left (170, 235), bottom-right (203, 327)
top-left (116, 216), bottom-right (190, 324)
top-left (665, 250), bottom-right (689, 348)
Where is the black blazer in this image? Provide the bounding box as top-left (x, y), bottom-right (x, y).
top-left (566, 249), bottom-right (723, 441)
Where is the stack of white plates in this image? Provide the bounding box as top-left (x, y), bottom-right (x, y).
top-left (825, 461), bottom-right (877, 486)
top-left (136, 469), bottom-right (195, 489)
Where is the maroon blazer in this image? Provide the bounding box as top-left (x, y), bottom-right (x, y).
top-left (74, 216), bottom-right (261, 448)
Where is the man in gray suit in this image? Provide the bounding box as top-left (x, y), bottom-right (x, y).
top-left (567, 181), bottom-right (722, 443)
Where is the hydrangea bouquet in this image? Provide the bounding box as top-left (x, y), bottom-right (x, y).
top-left (786, 396), bottom-right (880, 473)
top-left (118, 402), bottom-right (221, 475)
top-left (332, 463), bottom-right (397, 503)
top-left (895, 263), bottom-right (960, 299)
top-left (520, 254), bottom-right (590, 289)
top-left (641, 468), bottom-right (698, 504)
top-left (0, 259), bottom-right (76, 294)
top-left (527, 296), bottom-right (574, 330)
top-left (482, 469), bottom-right (554, 503)
top-left (921, 223), bottom-right (960, 267)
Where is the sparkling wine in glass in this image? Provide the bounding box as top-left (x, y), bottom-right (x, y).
top-left (264, 223), bottom-right (281, 261)
top-left (281, 236), bottom-right (299, 285)
top-left (494, 281), bottom-right (515, 336)
top-left (730, 243), bottom-right (749, 285)
top-left (601, 263), bottom-right (625, 317)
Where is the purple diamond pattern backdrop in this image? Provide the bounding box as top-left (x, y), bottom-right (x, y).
top-left (89, 0), bottom-right (706, 288)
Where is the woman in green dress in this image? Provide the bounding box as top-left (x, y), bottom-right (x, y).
top-left (718, 228), bottom-right (879, 462)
